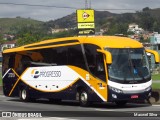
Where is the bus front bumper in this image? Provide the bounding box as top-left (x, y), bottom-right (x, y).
top-left (108, 86), bottom-right (152, 102)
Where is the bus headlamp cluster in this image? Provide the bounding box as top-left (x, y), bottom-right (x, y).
top-left (145, 86), bottom-right (151, 92)
top-left (109, 86), bottom-right (123, 93)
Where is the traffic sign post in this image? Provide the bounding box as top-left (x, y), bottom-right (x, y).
top-left (76, 9), bottom-right (95, 35)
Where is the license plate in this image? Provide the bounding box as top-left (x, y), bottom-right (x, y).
top-left (131, 95), bottom-right (139, 99)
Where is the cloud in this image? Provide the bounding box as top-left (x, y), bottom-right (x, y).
top-left (0, 0), bottom-right (160, 21)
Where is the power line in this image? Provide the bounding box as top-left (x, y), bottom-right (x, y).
top-left (0, 2), bottom-right (78, 9)
top-left (0, 2), bottom-right (137, 11)
top-left (95, 8), bottom-right (136, 11)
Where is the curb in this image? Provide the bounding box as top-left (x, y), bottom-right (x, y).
top-left (0, 86), bottom-right (3, 95)
top-left (0, 86), bottom-right (160, 104)
top-left (150, 89), bottom-right (160, 104)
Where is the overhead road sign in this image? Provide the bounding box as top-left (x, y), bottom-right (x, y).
top-left (77, 9), bottom-right (95, 23)
top-left (76, 9), bottom-right (95, 35)
top-left (78, 23), bottom-right (95, 29)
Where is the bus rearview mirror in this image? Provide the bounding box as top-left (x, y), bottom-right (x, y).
top-left (145, 49), bottom-right (160, 64)
top-left (97, 49), bottom-right (112, 64)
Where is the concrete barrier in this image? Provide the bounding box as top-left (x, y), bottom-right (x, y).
top-left (0, 86), bottom-right (159, 104)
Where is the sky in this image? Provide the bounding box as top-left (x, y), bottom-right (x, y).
top-left (0, 0), bottom-right (160, 21)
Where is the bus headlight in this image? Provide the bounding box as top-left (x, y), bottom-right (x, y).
top-left (145, 86), bottom-right (151, 91)
top-left (109, 86), bottom-right (123, 93)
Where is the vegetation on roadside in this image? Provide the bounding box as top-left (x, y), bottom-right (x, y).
top-left (151, 74), bottom-right (160, 80)
top-left (0, 76), bottom-right (2, 86)
top-left (151, 74), bottom-right (160, 89)
top-left (152, 83), bottom-right (160, 89)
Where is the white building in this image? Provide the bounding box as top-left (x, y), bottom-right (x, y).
top-left (128, 23), bottom-right (144, 34)
top-left (1, 40), bottom-right (16, 51)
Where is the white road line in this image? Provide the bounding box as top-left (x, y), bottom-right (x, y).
top-left (94, 108), bottom-right (114, 111)
top-left (0, 95), bottom-right (5, 97)
top-left (152, 105), bottom-right (160, 107)
top-left (18, 117), bottom-right (79, 120)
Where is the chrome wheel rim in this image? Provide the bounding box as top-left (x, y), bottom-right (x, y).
top-left (21, 90), bottom-right (27, 100)
top-left (80, 91), bottom-right (88, 104)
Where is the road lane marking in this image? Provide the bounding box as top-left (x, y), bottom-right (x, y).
top-left (0, 95), bottom-right (5, 97)
top-left (18, 117), bottom-right (79, 120)
top-left (94, 108), bottom-right (114, 111)
top-left (152, 105), bottom-right (160, 107)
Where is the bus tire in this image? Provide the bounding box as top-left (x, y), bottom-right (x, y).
top-left (79, 89), bottom-right (90, 107)
top-left (115, 100), bottom-right (127, 106)
top-left (19, 88), bottom-right (30, 102)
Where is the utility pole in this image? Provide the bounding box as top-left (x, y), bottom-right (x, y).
top-left (89, 0), bottom-right (91, 9)
top-left (85, 0), bottom-right (91, 9)
top-left (85, 0), bottom-right (88, 9)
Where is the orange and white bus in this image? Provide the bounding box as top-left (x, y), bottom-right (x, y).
top-left (2, 36), bottom-right (159, 106)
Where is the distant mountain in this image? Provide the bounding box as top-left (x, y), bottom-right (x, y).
top-left (1, 7), bottom-right (160, 35)
top-left (148, 8), bottom-right (160, 19)
top-left (45, 11), bottom-right (118, 29)
top-left (45, 8), bottom-right (160, 32)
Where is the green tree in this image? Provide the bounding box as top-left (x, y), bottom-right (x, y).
top-left (153, 21), bottom-right (160, 33)
top-left (106, 23), bottom-right (128, 35)
top-left (0, 34), bottom-right (5, 45)
top-left (142, 7), bottom-right (150, 11)
top-left (17, 33), bottom-right (38, 46)
top-left (137, 11), bottom-right (154, 31)
top-left (0, 34), bottom-right (3, 40)
top-left (16, 24), bottom-right (49, 46)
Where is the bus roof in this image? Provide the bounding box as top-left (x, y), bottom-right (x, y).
top-left (3, 36), bottom-right (143, 53)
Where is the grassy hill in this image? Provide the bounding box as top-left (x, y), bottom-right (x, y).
top-left (0, 17), bottom-right (43, 34)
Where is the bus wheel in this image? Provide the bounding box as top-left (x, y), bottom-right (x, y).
top-left (20, 89), bottom-right (30, 102)
top-left (115, 100), bottom-right (127, 106)
top-left (79, 90), bottom-right (90, 107)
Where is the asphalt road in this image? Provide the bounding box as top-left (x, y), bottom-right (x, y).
top-left (0, 95), bottom-right (160, 120)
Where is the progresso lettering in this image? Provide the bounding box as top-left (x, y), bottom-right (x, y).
top-left (40, 71), bottom-right (61, 77)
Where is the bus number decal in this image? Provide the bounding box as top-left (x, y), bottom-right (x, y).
top-left (8, 73), bottom-right (15, 78)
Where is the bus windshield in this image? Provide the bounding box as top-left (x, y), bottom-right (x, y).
top-left (105, 48), bottom-right (151, 83)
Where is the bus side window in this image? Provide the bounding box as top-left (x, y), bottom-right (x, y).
top-left (84, 44), bottom-right (106, 82)
top-left (96, 53), bottom-right (106, 81)
top-left (21, 56), bottom-right (32, 69)
top-left (2, 54), bottom-right (10, 75)
top-left (56, 47), bottom-right (68, 65)
top-left (8, 54), bottom-right (15, 68)
top-left (17, 55), bottom-right (32, 75)
top-left (68, 45), bottom-right (86, 70)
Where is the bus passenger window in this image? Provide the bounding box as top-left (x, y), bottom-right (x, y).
top-left (2, 54), bottom-right (10, 75)
top-left (96, 53), bottom-right (106, 81)
top-left (8, 54), bottom-right (15, 68)
top-left (17, 56), bottom-right (32, 75)
top-left (68, 45), bottom-right (86, 70)
top-left (56, 47), bottom-right (68, 65)
top-left (84, 44), bottom-right (106, 82)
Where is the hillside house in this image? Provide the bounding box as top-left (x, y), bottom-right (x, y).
top-left (1, 40), bottom-right (16, 51)
top-left (128, 23), bottom-right (144, 34)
